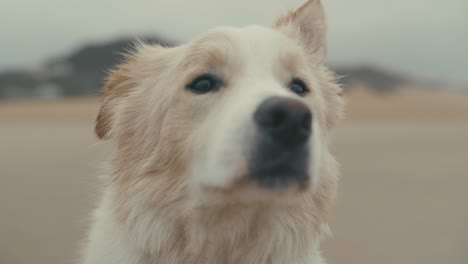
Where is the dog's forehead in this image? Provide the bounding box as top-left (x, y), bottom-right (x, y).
top-left (191, 25), bottom-right (302, 70)
top-left (228, 25), bottom-right (287, 43)
top-left (221, 25), bottom-right (296, 53)
top-left (198, 25), bottom-right (289, 45)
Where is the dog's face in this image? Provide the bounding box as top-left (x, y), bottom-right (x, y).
top-left (187, 26), bottom-right (328, 201)
top-left (96, 0), bottom-right (343, 207)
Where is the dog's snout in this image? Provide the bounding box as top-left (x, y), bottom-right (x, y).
top-left (254, 96), bottom-right (312, 147)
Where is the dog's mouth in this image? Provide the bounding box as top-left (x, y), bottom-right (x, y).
top-left (248, 139), bottom-right (310, 190)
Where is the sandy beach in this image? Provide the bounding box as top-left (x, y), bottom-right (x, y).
top-left (1, 89), bottom-right (467, 264)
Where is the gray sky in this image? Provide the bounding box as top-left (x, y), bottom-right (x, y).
top-left (1, 0), bottom-right (467, 83)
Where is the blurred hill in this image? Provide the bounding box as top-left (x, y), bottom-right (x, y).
top-left (0, 36), bottom-right (445, 100)
top-left (0, 36), bottom-right (174, 100)
top-left (334, 66), bottom-right (409, 93)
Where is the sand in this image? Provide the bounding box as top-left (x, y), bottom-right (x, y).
top-left (1, 89), bottom-right (467, 264)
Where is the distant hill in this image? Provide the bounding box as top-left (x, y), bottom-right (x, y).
top-left (0, 36), bottom-right (174, 100)
top-left (334, 66), bottom-right (409, 93)
top-left (0, 36), bottom-right (418, 100)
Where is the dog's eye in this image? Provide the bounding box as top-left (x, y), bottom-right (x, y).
top-left (289, 79), bottom-right (309, 96)
top-left (187, 74), bottom-right (220, 94)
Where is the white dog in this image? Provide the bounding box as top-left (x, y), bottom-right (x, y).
top-left (82, 0), bottom-right (344, 263)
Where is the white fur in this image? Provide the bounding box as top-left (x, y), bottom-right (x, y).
top-left (82, 1), bottom-right (343, 263)
top-left (193, 26), bottom-right (323, 192)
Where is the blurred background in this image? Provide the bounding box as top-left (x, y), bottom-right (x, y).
top-left (0, 0), bottom-right (467, 263)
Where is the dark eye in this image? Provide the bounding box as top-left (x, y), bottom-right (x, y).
top-left (187, 74), bottom-right (220, 94)
top-left (289, 79), bottom-right (309, 96)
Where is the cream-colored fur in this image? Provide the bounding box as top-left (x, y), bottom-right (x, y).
top-left (82, 1), bottom-right (344, 263)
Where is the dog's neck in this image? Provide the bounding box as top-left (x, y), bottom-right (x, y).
top-left (181, 202), bottom-right (327, 264)
top-left (139, 205), bottom-right (322, 263)
top-left (110, 181), bottom-right (331, 264)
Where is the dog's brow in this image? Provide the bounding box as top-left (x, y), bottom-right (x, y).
top-left (280, 52), bottom-right (304, 73)
top-left (182, 32), bottom-right (235, 71)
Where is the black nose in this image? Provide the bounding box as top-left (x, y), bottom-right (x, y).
top-left (254, 96), bottom-right (312, 147)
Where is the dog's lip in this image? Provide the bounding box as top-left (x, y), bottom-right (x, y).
top-left (251, 164), bottom-right (309, 177)
top-left (252, 150), bottom-right (295, 169)
top-left (249, 163), bottom-right (310, 189)
top-left (247, 142), bottom-right (311, 189)
top-left (249, 145), bottom-right (309, 173)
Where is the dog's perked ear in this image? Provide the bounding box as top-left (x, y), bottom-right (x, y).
top-left (275, 0), bottom-right (327, 64)
top-left (95, 59), bottom-right (135, 140)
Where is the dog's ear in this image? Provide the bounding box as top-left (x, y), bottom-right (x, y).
top-left (275, 0), bottom-right (327, 64)
top-left (95, 44), bottom-right (171, 140)
top-left (95, 60), bottom-right (135, 140)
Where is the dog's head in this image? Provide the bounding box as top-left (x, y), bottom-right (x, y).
top-left (96, 0), bottom-right (343, 208)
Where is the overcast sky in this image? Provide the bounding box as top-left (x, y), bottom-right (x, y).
top-left (1, 0), bottom-right (467, 83)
